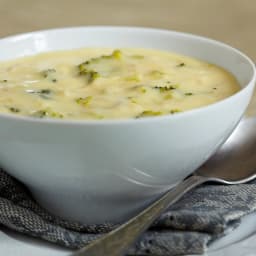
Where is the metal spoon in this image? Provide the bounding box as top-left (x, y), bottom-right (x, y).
top-left (72, 116), bottom-right (256, 256)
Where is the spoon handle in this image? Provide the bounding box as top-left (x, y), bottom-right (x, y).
top-left (72, 175), bottom-right (207, 256)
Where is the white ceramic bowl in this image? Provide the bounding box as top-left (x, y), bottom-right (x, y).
top-left (0, 27), bottom-right (255, 224)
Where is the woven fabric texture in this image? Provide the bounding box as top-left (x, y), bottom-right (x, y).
top-left (1, 169), bottom-right (256, 255)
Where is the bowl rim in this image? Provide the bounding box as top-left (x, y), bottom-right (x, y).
top-left (0, 25), bottom-right (255, 126)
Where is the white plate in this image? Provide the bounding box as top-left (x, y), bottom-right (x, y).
top-left (1, 211), bottom-right (256, 256)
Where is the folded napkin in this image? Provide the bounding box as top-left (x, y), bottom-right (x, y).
top-left (1, 168), bottom-right (256, 255)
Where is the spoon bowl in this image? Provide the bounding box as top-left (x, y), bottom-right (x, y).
top-left (197, 117), bottom-right (256, 183)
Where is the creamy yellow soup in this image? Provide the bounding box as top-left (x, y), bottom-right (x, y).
top-left (0, 48), bottom-right (240, 119)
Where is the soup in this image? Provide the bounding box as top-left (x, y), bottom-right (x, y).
top-left (0, 48), bottom-right (240, 119)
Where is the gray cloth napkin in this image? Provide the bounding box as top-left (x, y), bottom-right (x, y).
top-left (1, 169), bottom-right (256, 255)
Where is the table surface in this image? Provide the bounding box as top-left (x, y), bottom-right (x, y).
top-left (0, 0), bottom-right (255, 59)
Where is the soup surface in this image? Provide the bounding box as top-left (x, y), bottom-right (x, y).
top-left (0, 48), bottom-right (240, 120)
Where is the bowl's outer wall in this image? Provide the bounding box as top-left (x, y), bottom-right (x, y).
top-left (0, 27), bottom-right (255, 224)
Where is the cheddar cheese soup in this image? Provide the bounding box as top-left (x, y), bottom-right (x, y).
top-left (0, 48), bottom-right (240, 119)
